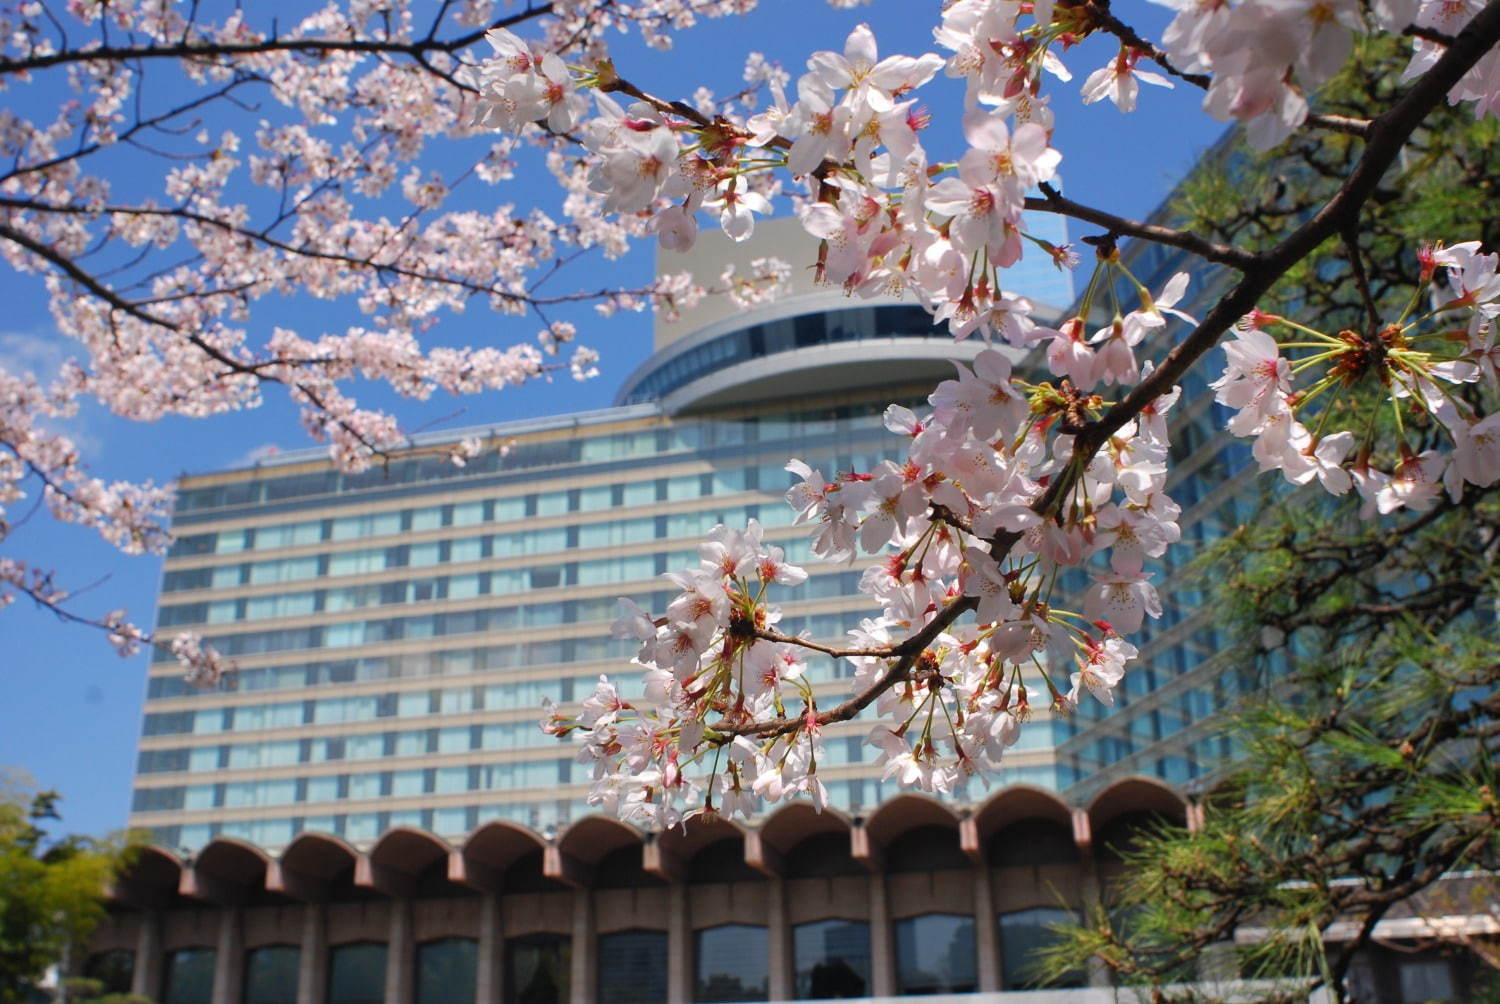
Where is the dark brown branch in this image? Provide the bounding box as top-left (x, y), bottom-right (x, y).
top-left (0, 5), bottom-right (555, 76)
top-left (1028, 183), bottom-right (1258, 271)
top-left (1077, 0), bottom-right (1500, 459)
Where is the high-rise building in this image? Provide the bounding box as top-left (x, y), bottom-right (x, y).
top-left (127, 215), bottom-right (1083, 854)
top-left (97, 207), bottom-right (1490, 1004)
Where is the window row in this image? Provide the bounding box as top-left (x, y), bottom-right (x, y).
top-left (142, 607), bottom-right (868, 736)
top-left (172, 405), bottom-right (900, 516)
top-left (100, 911), bottom-right (1083, 1004)
top-left (168, 467), bottom-right (804, 561)
top-left (159, 524), bottom-right (861, 633)
top-left (134, 757), bottom-right (576, 814)
top-left (138, 717), bottom-right (571, 774)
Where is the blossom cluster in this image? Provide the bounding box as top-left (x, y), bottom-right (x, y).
top-left (0, 0), bottom-right (851, 672)
top-left (1213, 242), bottom-right (1500, 510)
top-left (554, 331), bottom-right (1184, 825)
top-left (462, 1), bottom-right (1500, 823)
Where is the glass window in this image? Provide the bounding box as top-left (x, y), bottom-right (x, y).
top-left (417, 939), bottom-right (477, 1004)
top-left (793, 919), bottom-right (869, 999)
top-left (398, 691), bottom-right (431, 718)
top-left (184, 785), bottom-right (216, 810)
top-left (345, 813), bottom-right (380, 842)
top-left (347, 734), bottom-right (384, 761)
top-left (328, 942), bottom-right (387, 1004)
top-left (438, 727), bottom-right (471, 753)
top-left (188, 747), bottom-right (220, 771)
top-left (244, 945), bottom-right (299, 1004)
top-left (328, 550), bottom-right (384, 577)
top-left (894, 914), bottom-right (976, 994)
top-left (998, 908), bottom-right (1085, 990)
top-left (622, 482), bottom-right (655, 506)
top-left (536, 491), bottom-right (569, 515)
top-left (579, 485), bottom-right (612, 511)
top-left (451, 537), bottom-right (484, 563)
top-left (349, 773), bottom-right (382, 800)
top-left (506, 933), bottom-right (570, 1004)
top-left (306, 777), bottom-right (339, 803)
top-left (695, 925), bottom-right (767, 1002)
top-left (453, 502), bottom-right (484, 527)
top-left (251, 555), bottom-right (320, 584)
top-left (392, 769), bottom-right (424, 796)
top-left (596, 930), bottom-right (667, 1004)
top-left (83, 949), bottom-right (134, 995)
top-left (211, 565), bottom-right (244, 589)
top-left (192, 709), bottom-right (225, 735)
top-left (411, 507), bottom-right (444, 531)
top-left (435, 766), bottom-right (469, 793)
top-left (216, 530), bottom-right (249, 554)
top-left (163, 947), bottom-right (216, 1004)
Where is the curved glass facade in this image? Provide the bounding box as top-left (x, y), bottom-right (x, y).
top-left (617, 304), bottom-right (949, 405)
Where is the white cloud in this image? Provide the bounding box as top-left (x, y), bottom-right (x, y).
top-left (0, 329), bottom-right (101, 455)
top-left (0, 329), bottom-right (76, 383)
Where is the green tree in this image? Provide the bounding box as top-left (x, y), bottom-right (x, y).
top-left (0, 775), bottom-right (140, 1004)
top-left (1036, 36), bottom-right (1500, 1004)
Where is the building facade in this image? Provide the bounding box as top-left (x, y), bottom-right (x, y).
top-left (100, 209), bottom-right (1498, 1002)
top-left (127, 216), bottom-right (1087, 853)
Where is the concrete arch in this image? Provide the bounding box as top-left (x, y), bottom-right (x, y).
top-left (1086, 776), bottom-right (1188, 831)
top-left (455, 820), bottom-right (547, 892)
top-left (653, 815), bottom-right (757, 884)
top-left (757, 802), bottom-right (853, 857)
top-left (183, 836), bottom-right (272, 904)
top-left (359, 826), bottom-right (453, 897)
top-left (755, 803), bottom-right (859, 879)
top-left (270, 831), bottom-right (360, 901)
top-left (1087, 777), bottom-right (1189, 863)
top-left (548, 815), bottom-right (644, 888)
top-left (862, 793), bottom-right (960, 848)
top-left (971, 785), bottom-right (1074, 840)
top-left (110, 844), bottom-right (184, 908)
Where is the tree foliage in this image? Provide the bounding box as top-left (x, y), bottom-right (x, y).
top-left (1035, 38), bottom-right (1500, 1003)
top-left (0, 776), bottom-right (139, 1004)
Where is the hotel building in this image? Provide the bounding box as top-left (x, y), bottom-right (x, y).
top-left (92, 214), bottom-right (1488, 1003)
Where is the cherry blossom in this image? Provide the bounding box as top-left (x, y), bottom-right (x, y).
top-left (3, 0), bottom-right (1500, 812)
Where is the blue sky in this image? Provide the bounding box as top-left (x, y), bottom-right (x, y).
top-left (0, 1), bottom-right (1227, 840)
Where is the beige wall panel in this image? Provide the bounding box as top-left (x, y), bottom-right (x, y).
top-left (327, 901), bottom-right (392, 944)
top-left (244, 905), bottom-right (306, 947)
top-left (594, 886), bottom-right (670, 934)
top-left (413, 896), bottom-right (482, 941)
top-left (992, 863), bottom-right (1085, 914)
top-left (163, 907), bottom-right (219, 950)
top-left (688, 881), bottom-right (768, 930)
top-left (501, 891), bottom-right (571, 937)
top-left (785, 876), bottom-right (867, 925)
top-left (888, 869), bottom-right (976, 920)
top-left (89, 913), bottom-right (139, 953)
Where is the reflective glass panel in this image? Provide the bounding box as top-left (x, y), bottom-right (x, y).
top-left (894, 914), bottom-right (976, 994)
top-left (793, 919), bottom-right (869, 999)
top-left (597, 929), bottom-right (667, 1004)
top-left (163, 947), bottom-right (216, 1004)
top-left (998, 908), bottom-right (1085, 990)
top-left (506, 933), bottom-right (570, 1004)
top-left (82, 949), bottom-right (134, 995)
top-left (244, 945), bottom-right (299, 1004)
top-left (694, 924), bottom-right (768, 1002)
top-left (327, 942), bottom-right (387, 1004)
top-left (417, 938), bottom-right (477, 1004)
